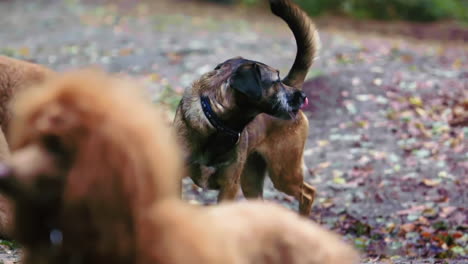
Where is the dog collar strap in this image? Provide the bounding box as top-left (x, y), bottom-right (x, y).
top-left (200, 96), bottom-right (241, 143)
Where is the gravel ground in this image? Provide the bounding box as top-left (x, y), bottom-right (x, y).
top-left (0, 0), bottom-right (467, 263)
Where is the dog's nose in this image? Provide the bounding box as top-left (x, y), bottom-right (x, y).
top-left (290, 91), bottom-right (307, 110)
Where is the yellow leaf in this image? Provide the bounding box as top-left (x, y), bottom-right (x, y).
top-left (149, 73), bottom-right (160, 82)
top-left (452, 58), bottom-right (462, 69)
top-left (18, 47), bottom-right (30, 57)
top-left (409, 96), bottom-right (423, 107)
top-left (357, 120), bottom-right (369, 128)
top-left (333, 177), bottom-right (346, 184)
top-left (317, 140), bottom-right (329, 147)
top-left (415, 107), bottom-right (427, 117)
top-left (415, 122), bottom-right (431, 138)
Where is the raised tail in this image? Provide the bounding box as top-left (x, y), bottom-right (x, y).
top-left (269, 0), bottom-right (320, 88)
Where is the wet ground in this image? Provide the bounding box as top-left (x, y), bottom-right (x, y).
top-left (0, 0), bottom-right (467, 263)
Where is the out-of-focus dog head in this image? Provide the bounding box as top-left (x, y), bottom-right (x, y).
top-left (203, 56), bottom-right (308, 120)
top-left (0, 70), bottom-right (183, 261)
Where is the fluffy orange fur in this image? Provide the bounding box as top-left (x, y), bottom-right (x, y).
top-left (0, 70), bottom-right (359, 264)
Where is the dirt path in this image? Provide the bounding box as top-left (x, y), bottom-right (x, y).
top-left (0, 0), bottom-right (466, 263)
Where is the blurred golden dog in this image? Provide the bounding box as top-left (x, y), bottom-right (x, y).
top-left (0, 55), bottom-right (55, 237)
top-left (0, 70), bottom-right (359, 264)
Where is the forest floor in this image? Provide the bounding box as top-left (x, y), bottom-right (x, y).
top-left (0, 0), bottom-right (466, 263)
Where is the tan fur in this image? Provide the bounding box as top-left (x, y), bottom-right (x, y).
top-left (0, 55), bottom-right (55, 238)
top-left (1, 70), bottom-right (359, 264)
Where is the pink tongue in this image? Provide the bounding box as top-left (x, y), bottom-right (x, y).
top-left (301, 97), bottom-right (309, 109)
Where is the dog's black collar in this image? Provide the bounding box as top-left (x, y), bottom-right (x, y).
top-left (200, 96), bottom-right (241, 145)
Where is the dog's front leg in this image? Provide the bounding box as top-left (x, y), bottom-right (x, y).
top-left (216, 136), bottom-right (248, 202)
top-left (215, 159), bottom-right (246, 202)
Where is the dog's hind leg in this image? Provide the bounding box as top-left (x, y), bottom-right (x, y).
top-left (266, 156), bottom-right (315, 216)
top-left (299, 181), bottom-right (316, 216)
top-left (240, 152), bottom-right (267, 199)
top-left (257, 113), bottom-right (315, 216)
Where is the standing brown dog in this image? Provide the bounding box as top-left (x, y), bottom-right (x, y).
top-left (0, 55), bottom-right (54, 237)
top-left (174, 0), bottom-right (319, 215)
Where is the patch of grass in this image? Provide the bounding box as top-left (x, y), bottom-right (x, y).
top-left (156, 85), bottom-right (182, 112)
top-left (307, 69), bottom-right (324, 79)
top-left (0, 239), bottom-right (20, 249)
top-left (0, 48), bottom-right (16, 57)
top-left (219, 0), bottom-right (468, 23)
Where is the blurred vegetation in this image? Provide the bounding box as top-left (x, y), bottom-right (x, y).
top-left (212, 0), bottom-right (468, 22)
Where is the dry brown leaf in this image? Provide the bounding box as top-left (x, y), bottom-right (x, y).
top-left (119, 47), bottom-right (134, 56)
top-left (397, 205), bottom-right (426, 215)
top-left (401, 223), bottom-right (416, 233)
top-left (317, 161), bottom-right (331, 169)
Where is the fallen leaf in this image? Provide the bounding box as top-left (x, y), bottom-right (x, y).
top-left (356, 94), bottom-right (371, 101)
top-left (303, 148), bottom-right (314, 156)
top-left (451, 246), bottom-right (465, 256)
top-left (317, 162), bottom-right (331, 169)
top-left (414, 107), bottom-right (427, 117)
top-left (418, 216), bottom-right (430, 226)
top-left (452, 232), bottom-right (463, 239)
top-left (18, 47), bottom-right (30, 57)
top-left (414, 122), bottom-right (431, 137)
top-left (320, 198), bottom-right (335, 209)
top-left (119, 47), bottom-right (134, 56)
top-left (422, 207), bottom-right (438, 218)
top-left (351, 77), bottom-right (361, 86)
top-left (422, 178), bottom-right (440, 187)
top-left (149, 73), bottom-right (160, 82)
top-left (373, 78), bottom-right (383, 86)
top-left (317, 140), bottom-right (329, 147)
top-left (397, 205), bottom-right (425, 215)
top-left (357, 120), bottom-right (369, 128)
top-left (421, 231), bottom-right (433, 238)
top-left (401, 223), bottom-right (415, 233)
top-left (409, 96), bottom-right (423, 107)
top-left (333, 177), bottom-right (346, 185)
top-left (440, 206), bottom-right (456, 218)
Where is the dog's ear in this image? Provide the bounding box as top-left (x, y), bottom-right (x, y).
top-left (229, 63), bottom-right (262, 101)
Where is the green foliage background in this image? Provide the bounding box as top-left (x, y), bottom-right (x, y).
top-left (235, 0), bottom-right (468, 22)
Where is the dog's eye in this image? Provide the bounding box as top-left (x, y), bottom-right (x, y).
top-left (214, 64), bottom-right (222, 70)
